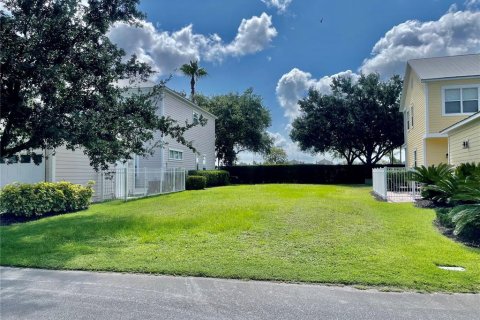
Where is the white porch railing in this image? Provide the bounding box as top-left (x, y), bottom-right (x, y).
top-left (99, 168), bottom-right (185, 201)
top-left (372, 167), bottom-right (421, 202)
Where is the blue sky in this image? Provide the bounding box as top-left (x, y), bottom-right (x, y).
top-left (108, 0), bottom-right (480, 163)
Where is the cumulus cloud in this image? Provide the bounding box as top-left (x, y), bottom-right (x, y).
top-left (261, 0), bottom-right (292, 13)
top-left (276, 68), bottom-right (359, 122)
top-left (108, 13), bottom-right (277, 76)
top-left (465, 0), bottom-right (480, 10)
top-left (360, 8), bottom-right (480, 76)
top-left (273, 4), bottom-right (480, 163)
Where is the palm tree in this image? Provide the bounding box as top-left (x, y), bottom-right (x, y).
top-left (179, 60), bottom-right (208, 102)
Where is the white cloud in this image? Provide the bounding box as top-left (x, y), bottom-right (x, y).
top-left (271, 5), bottom-right (480, 164)
top-left (360, 8), bottom-right (480, 76)
top-left (108, 13), bottom-right (277, 76)
top-left (465, 0), bottom-right (480, 10)
top-left (261, 0), bottom-right (292, 13)
top-left (276, 68), bottom-right (359, 122)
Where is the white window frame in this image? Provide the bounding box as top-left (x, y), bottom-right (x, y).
top-left (406, 110), bottom-right (410, 131)
top-left (442, 84), bottom-right (480, 116)
top-left (193, 111), bottom-right (200, 125)
top-left (168, 148), bottom-right (183, 161)
top-left (413, 149), bottom-right (417, 168)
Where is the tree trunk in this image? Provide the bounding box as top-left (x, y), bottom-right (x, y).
top-left (190, 76), bottom-right (195, 102)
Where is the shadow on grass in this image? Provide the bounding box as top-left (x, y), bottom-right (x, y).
top-left (0, 202), bottom-right (205, 269)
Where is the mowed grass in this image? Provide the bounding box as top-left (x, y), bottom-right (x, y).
top-left (1, 184), bottom-right (479, 292)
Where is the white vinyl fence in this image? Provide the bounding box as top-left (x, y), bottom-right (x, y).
top-left (372, 167), bottom-right (421, 202)
top-left (0, 157), bottom-right (45, 188)
top-left (99, 168), bottom-right (185, 201)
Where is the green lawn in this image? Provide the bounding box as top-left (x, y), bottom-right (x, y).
top-left (1, 184), bottom-right (479, 292)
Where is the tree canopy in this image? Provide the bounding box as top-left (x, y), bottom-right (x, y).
top-left (196, 89), bottom-right (272, 166)
top-left (290, 73), bottom-right (404, 165)
top-left (179, 60), bottom-right (207, 103)
top-left (263, 147), bottom-right (288, 164)
top-left (0, 0), bottom-right (202, 170)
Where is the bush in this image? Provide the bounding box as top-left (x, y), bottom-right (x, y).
top-left (448, 204), bottom-right (480, 241)
top-left (411, 164), bottom-right (454, 202)
top-left (186, 176), bottom-right (207, 190)
top-left (0, 181), bottom-right (94, 218)
top-left (436, 208), bottom-right (455, 228)
top-left (188, 170), bottom-right (230, 187)
top-left (455, 162), bottom-right (480, 180)
top-left (221, 164), bottom-right (404, 185)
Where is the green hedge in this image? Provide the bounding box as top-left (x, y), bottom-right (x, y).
top-left (186, 176), bottom-right (207, 190)
top-left (221, 164), bottom-right (404, 184)
top-left (0, 181), bottom-right (94, 217)
top-left (188, 170), bottom-right (230, 187)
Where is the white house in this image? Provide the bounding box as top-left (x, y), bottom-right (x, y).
top-left (0, 84), bottom-right (217, 200)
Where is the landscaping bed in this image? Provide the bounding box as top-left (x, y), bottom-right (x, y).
top-left (1, 184), bottom-right (479, 292)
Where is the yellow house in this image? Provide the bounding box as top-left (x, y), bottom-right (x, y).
top-left (440, 112), bottom-right (480, 166)
top-left (400, 54), bottom-right (480, 167)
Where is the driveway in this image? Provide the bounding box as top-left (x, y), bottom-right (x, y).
top-left (1, 267), bottom-right (478, 320)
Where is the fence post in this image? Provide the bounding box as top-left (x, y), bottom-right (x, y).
top-left (383, 167), bottom-right (388, 199)
top-left (144, 167), bottom-right (147, 196)
top-left (124, 167), bottom-right (128, 201)
top-left (160, 168), bottom-right (164, 194)
top-left (100, 172), bottom-right (104, 201)
top-left (173, 168), bottom-right (176, 192)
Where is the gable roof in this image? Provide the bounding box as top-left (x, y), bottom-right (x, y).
top-left (407, 54), bottom-right (480, 81)
top-left (116, 79), bottom-right (217, 119)
top-left (440, 111), bottom-right (480, 134)
top-left (399, 54), bottom-right (480, 111)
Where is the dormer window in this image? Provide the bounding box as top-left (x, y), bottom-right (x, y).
top-left (443, 86), bottom-right (479, 115)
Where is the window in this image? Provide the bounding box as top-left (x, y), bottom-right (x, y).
top-left (193, 112), bottom-right (199, 125)
top-left (202, 155), bottom-right (206, 169)
top-left (20, 155), bottom-right (31, 163)
top-left (169, 149), bottom-right (183, 160)
top-left (410, 106), bottom-right (414, 128)
top-left (413, 150), bottom-right (417, 168)
top-left (406, 110), bottom-right (410, 130)
top-left (444, 86), bottom-right (479, 115)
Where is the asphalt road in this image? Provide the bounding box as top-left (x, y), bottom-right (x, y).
top-left (1, 267), bottom-right (479, 320)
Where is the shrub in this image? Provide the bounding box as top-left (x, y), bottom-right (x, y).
top-left (186, 176), bottom-right (207, 190)
top-left (455, 162), bottom-right (480, 180)
top-left (411, 164), bottom-right (453, 201)
top-left (436, 208), bottom-right (455, 228)
top-left (448, 204), bottom-right (480, 241)
top-left (188, 170), bottom-right (230, 187)
top-left (0, 181), bottom-right (94, 218)
top-left (221, 164), bottom-right (404, 185)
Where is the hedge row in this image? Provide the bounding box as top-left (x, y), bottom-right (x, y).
top-left (0, 181), bottom-right (94, 217)
top-left (188, 170), bottom-right (230, 187)
top-left (186, 176), bottom-right (207, 190)
top-left (221, 164), bottom-right (404, 185)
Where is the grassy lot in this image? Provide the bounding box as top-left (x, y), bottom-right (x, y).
top-left (1, 184), bottom-right (479, 292)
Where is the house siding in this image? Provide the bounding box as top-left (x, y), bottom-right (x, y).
top-left (47, 87), bottom-right (216, 202)
top-left (404, 70), bottom-right (426, 167)
top-left (428, 78), bottom-right (479, 133)
top-left (163, 92), bottom-right (216, 170)
top-left (425, 138), bottom-right (448, 166)
top-left (52, 146), bottom-right (101, 200)
top-left (448, 119), bottom-right (480, 166)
